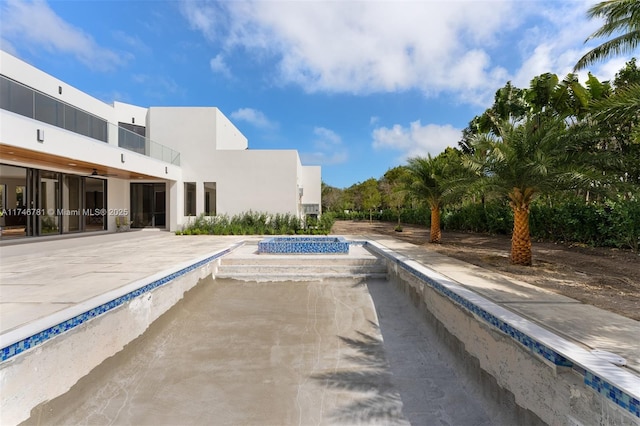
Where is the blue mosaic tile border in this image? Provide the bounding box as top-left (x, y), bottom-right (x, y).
top-left (365, 242), bottom-right (639, 419)
top-left (585, 372), bottom-right (640, 417)
top-left (258, 236), bottom-right (349, 254)
top-left (0, 246), bottom-right (238, 363)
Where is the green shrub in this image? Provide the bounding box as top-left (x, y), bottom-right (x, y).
top-left (178, 211), bottom-right (336, 236)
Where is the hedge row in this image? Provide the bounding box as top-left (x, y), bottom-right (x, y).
top-left (335, 197), bottom-right (640, 251)
top-left (176, 211), bottom-right (335, 236)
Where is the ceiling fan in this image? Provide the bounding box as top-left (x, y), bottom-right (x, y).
top-left (85, 168), bottom-right (118, 178)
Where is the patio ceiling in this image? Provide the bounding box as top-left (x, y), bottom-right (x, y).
top-left (0, 144), bottom-right (158, 180)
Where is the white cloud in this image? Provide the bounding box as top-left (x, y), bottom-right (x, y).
top-left (230, 108), bottom-right (277, 130)
top-left (210, 53), bottom-right (232, 78)
top-left (300, 151), bottom-right (348, 166)
top-left (372, 121), bottom-right (462, 160)
top-left (0, 0), bottom-right (126, 71)
top-left (313, 127), bottom-right (341, 146)
top-left (300, 126), bottom-right (348, 165)
top-left (179, 0), bottom-right (634, 105)
top-left (180, 0), bottom-right (516, 102)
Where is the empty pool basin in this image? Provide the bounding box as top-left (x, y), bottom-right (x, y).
top-left (258, 236), bottom-right (350, 254)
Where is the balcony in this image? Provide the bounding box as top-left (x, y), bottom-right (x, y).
top-left (1, 74), bottom-right (180, 166)
top-left (115, 123), bottom-right (180, 166)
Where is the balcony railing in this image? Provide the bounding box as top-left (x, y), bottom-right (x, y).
top-left (114, 123), bottom-right (180, 166)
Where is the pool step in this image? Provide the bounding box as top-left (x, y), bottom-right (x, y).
top-left (215, 256), bottom-right (388, 282)
top-left (219, 256), bottom-right (381, 266)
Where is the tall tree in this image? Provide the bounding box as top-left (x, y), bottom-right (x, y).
top-left (321, 182), bottom-right (343, 213)
top-left (380, 166), bottom-right (410, 228)
top-left (574, 0), bottom-right (640, 71)
top-left (464, 117), bottom-right (597, 265)
top-left (359, 178), bottom-right (382, 222)
top-left (406, 149), bottom-right (465, 243)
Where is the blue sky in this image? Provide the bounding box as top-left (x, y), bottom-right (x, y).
top-left (1, 0), bottom-right (633, 188)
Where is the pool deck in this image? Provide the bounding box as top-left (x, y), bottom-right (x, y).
top-left (0, 231), bottom-right (638, 423)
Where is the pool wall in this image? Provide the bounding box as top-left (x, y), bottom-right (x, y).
top-left (0, 243), bottom-right (243, 426)
top-left (366, 240), bottom-right (639, 426)
top-left (258, 236), bottom-right (349, 254)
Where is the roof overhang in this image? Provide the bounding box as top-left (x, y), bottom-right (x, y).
top-left (0, 144), bottom-right (159, 180)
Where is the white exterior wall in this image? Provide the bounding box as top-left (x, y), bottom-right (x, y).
top-left (113, 101), bottom-right (148, 127)
top-left (148, 107), bottom-right (311, 228)
top-left (301, 166), bottom-right (322, 213)
top-left (214, 109), bottom-right (247, 150)
top-left (211, 150), bottom-right (300, 217)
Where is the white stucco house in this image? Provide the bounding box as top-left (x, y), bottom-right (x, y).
top-left (0, 50), bottom-right (321, 238)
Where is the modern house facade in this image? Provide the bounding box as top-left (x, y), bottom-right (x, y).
top-left (0, 51), bottom-right (321, 239)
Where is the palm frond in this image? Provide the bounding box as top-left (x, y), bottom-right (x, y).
top-left (575, 0), bottom-right (640, 70)
top-left (592, 83), bottom-right (640, 122)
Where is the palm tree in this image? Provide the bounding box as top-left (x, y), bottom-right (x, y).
top-left (464, 117), bottom-right (596, 265)
top-left (574, 0), bottom-right (640, 71)
top-left (406, 149), bottom-right (464, 243)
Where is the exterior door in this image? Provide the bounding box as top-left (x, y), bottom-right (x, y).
top-left (130, 183), bottom-right (166, 228)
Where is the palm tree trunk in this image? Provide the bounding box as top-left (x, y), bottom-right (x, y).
top-left (430, 206), bottom-right (441, 243)
top-left (510, 205), bottom-right (532, 265)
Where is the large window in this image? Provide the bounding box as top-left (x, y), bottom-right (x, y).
top-left (34, 92), bottom-right (64, 127)
top-left (0, 76), bottom-right (33, 117)
top-left (185, 182), bottom-right (196, 216)
top-left (0, 75), bottom-right (108, 143)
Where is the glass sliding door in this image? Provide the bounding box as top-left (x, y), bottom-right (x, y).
top-left (0, 164), bottom-right (28, 238)
top-left (1, 164), bottom-right (110, 237)
top-left (85, 177), bottom-right (106, 231)
top-left (154, 187), bottom-right (166, 227)
top-left (39, 171), bottom-right (60, 235)
top-left (130, 183), bottom-right (166, 228)
top-left (62, 175), bottom-right (82, 232)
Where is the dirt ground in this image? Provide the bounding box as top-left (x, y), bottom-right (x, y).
top-left (331, 220), bottom-right (640, 321)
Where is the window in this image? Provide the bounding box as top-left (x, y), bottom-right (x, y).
top-left (35, 92), bottom-right (63, 127)
top-left (204, 182), bottom-right (216, 215)
top-left (91, 116), bottom-right (108, 142)
top-left (1, 77), bottom-right (33, 117)
top-left (1, 75), bottom-right (108, 143)
top-left (185, 182), bottom-right (196, 216)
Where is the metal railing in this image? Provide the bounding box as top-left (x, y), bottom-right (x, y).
top-left (114, 123), bottom-right (180, 165)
